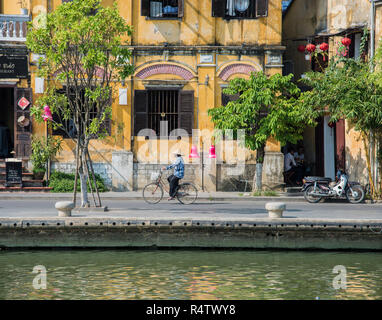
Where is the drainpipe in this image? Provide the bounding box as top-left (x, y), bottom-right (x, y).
top-left (369, 0), bottom-right (377, 190)
top-left (370, 0), bottom-right (376, 64)
top-left (373, 0), bottom-right (382, 190)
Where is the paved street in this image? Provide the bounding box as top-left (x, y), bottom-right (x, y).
top-left (0, 199), bottom-right (381, 220)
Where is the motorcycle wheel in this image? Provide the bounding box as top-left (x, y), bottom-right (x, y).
top-left (304, 185), bottom-right (322, 203)
top-left (346, 185), bottom-right (365, 204)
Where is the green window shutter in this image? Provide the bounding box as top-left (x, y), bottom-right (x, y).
top-left (134, 90), bottom-right (148, 136)
top-left (212, 0), bottom-right (226, 17)
top-left (221, 92), bottom-right (239, 106)
top-left (141, 0), bottom-right (150, 16)
top-left (178, 0), bottom-right (184, 18)
top-left (256, 0), bottom-right (268, 17)
top-left (178, 90), bottom-right (194, 136)
top-left (14, 88), bottom-right (33, 158)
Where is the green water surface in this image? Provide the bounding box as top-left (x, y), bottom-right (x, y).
top-left (0, 250), bottom-right (381, 300)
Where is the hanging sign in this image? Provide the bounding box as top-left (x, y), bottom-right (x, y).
top-left (0, 55), bottom-right (28, 79)
top-left (17, 97), bottom-right (30, 110)
top-left (200, 55), bottom-right (213, 63)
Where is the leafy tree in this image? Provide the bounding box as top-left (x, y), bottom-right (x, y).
top-left (299, 55), bottom-right (382, 198)
top-left (26, 0), bottom-right (133, 206)
top-left (208, 72), bottom-right (317, 190)
top-left (31, 136), bottom-right (62, 175)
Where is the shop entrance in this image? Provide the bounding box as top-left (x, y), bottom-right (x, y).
top-left (0, 86), bottom-right (32, 159)
top-left (0, 87), bottom-right (14, 158)
top-left (282, 116), bottom-right (345, 183)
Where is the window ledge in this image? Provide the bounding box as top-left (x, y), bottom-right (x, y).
top-left (222, 16), bottom-right (267, 21)
top-left (145, 17), bottom-right (182, 21)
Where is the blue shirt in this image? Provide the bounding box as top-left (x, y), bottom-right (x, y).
top-left (167, 156), bottom-right (185, 179)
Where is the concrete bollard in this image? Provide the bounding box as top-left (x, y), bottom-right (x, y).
top-left (265, 202), bottom-right (286, 219)
top-left (55, 201), bottom-right (75, 217)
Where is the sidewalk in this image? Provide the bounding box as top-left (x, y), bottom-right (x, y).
top-left (1, 191), bottom-right (381, 203)
top-left (0, 191), bottom-right (306, 202)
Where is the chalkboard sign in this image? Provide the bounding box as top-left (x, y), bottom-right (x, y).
top-left (5, 159), bottom-right (22, 186)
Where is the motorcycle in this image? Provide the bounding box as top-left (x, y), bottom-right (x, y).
top-left (301, 171), bottom-right (365, 204)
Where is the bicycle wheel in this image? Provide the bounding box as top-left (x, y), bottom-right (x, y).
top-left (176, 183), bottom-right (198, 204)
top-left (143, 183), bottom-right (163, 204)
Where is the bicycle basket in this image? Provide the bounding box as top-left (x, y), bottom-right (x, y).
top-left (151, 172), bottom-right (160, 181)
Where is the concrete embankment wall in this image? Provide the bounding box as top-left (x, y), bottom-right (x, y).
top-left (0, 218), bottom-right (381, 250)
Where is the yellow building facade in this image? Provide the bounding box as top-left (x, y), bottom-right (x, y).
top-left (0, 0), bottom-right (284, 191)
top-left (283, 0), bottom-right (382, 185)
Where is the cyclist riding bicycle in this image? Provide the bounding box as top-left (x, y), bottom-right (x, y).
top-left (162, 149), bottom-right (185, 201)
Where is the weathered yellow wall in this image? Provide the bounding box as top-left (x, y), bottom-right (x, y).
top-left (283, 0), bottom-right (371, 80)
top-left (3, 0), bottom-right (282, 164)
top-left (376, 5), bottom-right (382, 49)
top-left (131, 0), bottom-right (281, 46)
top-left (283, 0), bottom-right (375, 181)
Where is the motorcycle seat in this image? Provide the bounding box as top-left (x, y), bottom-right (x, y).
top-left (304, 176), bottom-right (332, 182)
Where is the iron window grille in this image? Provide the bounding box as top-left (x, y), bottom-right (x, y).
top-left (212, 0), bottom-right (268, 19)
top-left (134, 89), bottom-right (194, 137)
top-left (141, 0), bottom-right (184, 19)
top-left (148, 90), bottom-right (179, 136)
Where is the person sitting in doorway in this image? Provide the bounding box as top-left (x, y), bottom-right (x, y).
top-left (294, 146), bottom-right (305, 164)
top-left (162, 149), bottom-right (185, 201)
top-left (294, 146), bottom-right (306, 178)
top-left (284, 147), bottom-right (303, 185)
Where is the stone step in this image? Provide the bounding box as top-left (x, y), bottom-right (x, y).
top-left (282, 186), bottom-right (303, 197)
top-left (0, 186), bottom-right (52, 192)
top-left (285, 187), bottom-right (303, 193)
top-left (0, 180), bottom-right (44, 188)
top-left (0, 166), bottom-right (29, 174)
top-left (0, 172), bottom-right (35, 181)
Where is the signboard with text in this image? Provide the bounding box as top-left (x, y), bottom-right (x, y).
top-left (5, 159), bottom-right (23, 186)
top-left (0, 56), bottom-right (28, 79)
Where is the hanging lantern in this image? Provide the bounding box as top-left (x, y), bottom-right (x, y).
top-left (306, 44), bottom-right (316, 53)
top-left (208, 145), bottom-right (216, 159)
top-left (189, 145), bottom-right (200, 158)
top-left (305, 44), bottom-right (316, 62)
top-left (341, 37), bottom-right (352, 47)
top-left (297, 45), bottom-right (306, 53)
top-left (42, 105), bottom-right (53, 121)
top-left (319, 43), bottom-right (329, 61)
top-left (319, 42), bottom-right (329, 51)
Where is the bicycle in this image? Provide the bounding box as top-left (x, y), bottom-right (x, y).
top-left (143, 169), bottom-right (198, 205)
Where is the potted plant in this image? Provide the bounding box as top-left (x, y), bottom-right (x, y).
top-left (31, 136), bottom-right (62, 180)
top-left (18, 0), bottom-right (29, 15)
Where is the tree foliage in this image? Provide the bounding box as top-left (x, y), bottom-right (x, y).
top-left (208, 72), bottom-right (317, 190)
top-left (208, 72), bottom-right (317, 160)
top-left (27, 0), bottom-right (133, 139)
top-left (31, 136), bottom-right (62, 173)
top-left (26, 0), bottom-right (133, 206)
top-left (299, 53), bottom-right (382, 197)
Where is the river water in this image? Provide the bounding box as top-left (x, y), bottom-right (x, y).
top-left (0, 250), bottom-right (381, 300)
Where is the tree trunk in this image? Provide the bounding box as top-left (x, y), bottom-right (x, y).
top-left (253, 145), bottom-right (265, 191)
top-left (362, 132), bottom-right (376, 198)
top-left (72, 141), bottom-right (80, 206)
top-left (80, 151), bottom-right (90, 208)
top-left (87, 149), bottom-right (102, 207)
